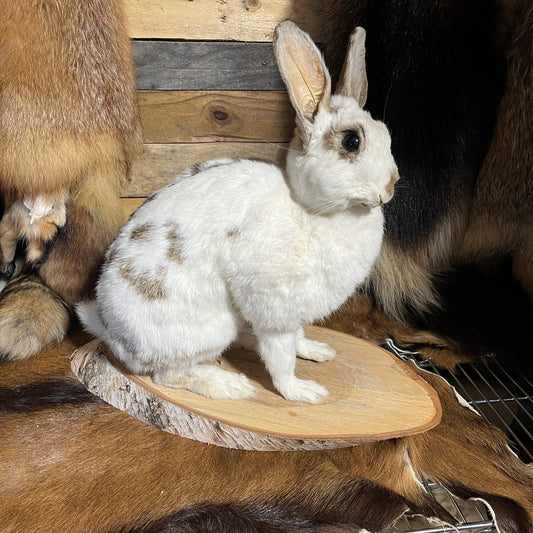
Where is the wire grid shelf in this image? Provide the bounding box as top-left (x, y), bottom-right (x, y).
top-left (385, 339), bottom-right (533, 533)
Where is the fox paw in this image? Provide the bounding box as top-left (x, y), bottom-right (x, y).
top-left (0, 193), bottom-right (68, 264)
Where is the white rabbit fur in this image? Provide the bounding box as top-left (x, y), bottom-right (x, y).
top-left (77, 21), bottom-right (398, 404)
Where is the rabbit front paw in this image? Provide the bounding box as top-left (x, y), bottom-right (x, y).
top-left (277, 376), bottom-right (329, 404)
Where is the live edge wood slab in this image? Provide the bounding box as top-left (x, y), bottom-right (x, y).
top-left (70, 326), bottom-right (441, 451)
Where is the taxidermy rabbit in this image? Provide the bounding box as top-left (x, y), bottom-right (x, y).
top-left (77, 21), bottom-right (398, 404)
top-left (0, 0), bottom-right (141, 361)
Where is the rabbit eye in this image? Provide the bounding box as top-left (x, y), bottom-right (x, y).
top-left (341, 130), bottom-right (361, 153)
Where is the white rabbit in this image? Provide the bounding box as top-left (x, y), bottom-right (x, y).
top-left (77, 21), bottom-right (398, 404)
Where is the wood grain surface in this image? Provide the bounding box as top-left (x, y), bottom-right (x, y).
top-left (133, 41), bottom-right (285, 91)
top-left (71, 326), bottom-right (442, 451)
top-left (138, 91), bottom-right (294, 143)
top-left (126, 142), bottom-right (289, 196)
top-left (124, 0), bottom-right (328, 42)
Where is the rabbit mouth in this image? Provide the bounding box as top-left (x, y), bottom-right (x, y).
top-left (307, 196), bottom-right (379, 214)
top-left (349, 197), bottom-right (381, 209)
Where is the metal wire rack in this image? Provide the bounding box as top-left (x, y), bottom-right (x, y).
top-left (384, 339), bottom-right (533, 533)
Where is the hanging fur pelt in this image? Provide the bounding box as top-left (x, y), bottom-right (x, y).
top-left (0, 336), bottom-right (531, 532)
top-left (461, 0), bottom-right (533, 292)
top-left (322, 0), bottom-right (533, 368)
top-left (0, 0), bottom-right (142, 361)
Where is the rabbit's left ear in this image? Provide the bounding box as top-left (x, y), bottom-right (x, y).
top-left (274, 21), bottom-right (331, 126)
top-left (336, 27), bottom-right (368, 108)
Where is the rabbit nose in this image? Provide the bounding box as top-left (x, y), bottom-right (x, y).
top-left (379, 170), bottom-right (399, 205)
top-left (385, 170), bottom-right (399, 202)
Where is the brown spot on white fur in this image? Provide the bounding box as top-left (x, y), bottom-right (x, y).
top-left (189, 162), bottom-right (203, 175)
top-left (130, 223), bottom-right (153, 242)
top-left (119, 258), bottom-right (167, 300)
top-left (165, 224), bottom-right (185, 264)
top-left (386, 170), bottom-right (399, 200)
top-left (226, 228), bottom-right (240, 238)
top-left (182, 159), bottom-right (236, 179)
top-left (323, 128), bottom-right (338, 154)
top-left (179, 162), bottom-right (203, 179)
top-left (323, 125), bottom-right (366, 162)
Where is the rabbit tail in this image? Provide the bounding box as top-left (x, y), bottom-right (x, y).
top-left (75, 300), bottom-right (106, 342)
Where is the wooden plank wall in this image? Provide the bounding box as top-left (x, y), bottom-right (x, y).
top-left (123, 0), bottom-right (330, 213)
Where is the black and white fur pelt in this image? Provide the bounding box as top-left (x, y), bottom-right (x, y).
top-left (324, 0), bottom-right (533, 364)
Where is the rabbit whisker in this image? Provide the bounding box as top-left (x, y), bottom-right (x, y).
top-left (265, 141), bottom-right (303, 154)
top-left (307, 199), bottom-right (346, 216)
top-left (381, 67), bottom-right (398, 124)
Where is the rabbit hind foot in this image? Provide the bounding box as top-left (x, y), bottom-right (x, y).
top-left (153, 364), bottom-right (256, 400)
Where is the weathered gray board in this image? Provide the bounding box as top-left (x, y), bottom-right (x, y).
top-left (132, 41), bottom-right (285, 91)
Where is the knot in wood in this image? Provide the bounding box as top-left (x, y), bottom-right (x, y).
top-left (244, 0), bottom-right (260, 12)
top-left (213, 109), bottom-right (229, 121)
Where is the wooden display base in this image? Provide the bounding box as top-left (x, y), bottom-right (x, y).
top-left (71, 326), bottom-right (441, 451)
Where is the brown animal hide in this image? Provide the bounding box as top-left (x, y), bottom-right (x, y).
top-left (0, 334), bottom-right (531, 532)
top-left (0, 0), bottom-right (142, 361)
top-left (323, 295), bottom-right (476, 370)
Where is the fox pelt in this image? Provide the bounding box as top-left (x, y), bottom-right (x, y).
top-left (1, 334), bottom-right (532, 532)
top-left (323, 0), bottom-right (533, 368)
top-left (0, 0), bottom-right (142, 361)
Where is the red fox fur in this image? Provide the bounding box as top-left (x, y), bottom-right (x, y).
top-left (0, 0), bottom-right (141, 361)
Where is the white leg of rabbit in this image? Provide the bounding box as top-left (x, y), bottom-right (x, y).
top-left (255, 329), bottom-right (329, 404)
top-left (153, 364), bottom-right (256, 400)
top-left (296, 327), bottom-right (336, 362)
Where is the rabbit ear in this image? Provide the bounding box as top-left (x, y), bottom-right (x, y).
top-left (336, 27), bottom-right (368, 108)
top-left (274, 21), bottom-right (331, 127)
